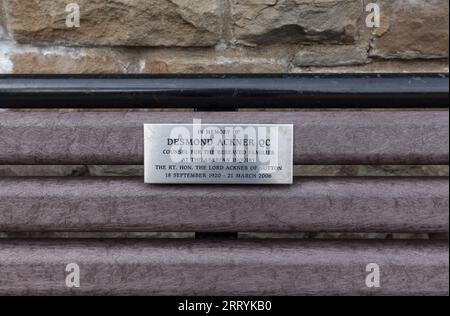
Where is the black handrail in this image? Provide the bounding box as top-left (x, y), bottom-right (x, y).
top-left (0, 74), bottom-right (448, 108)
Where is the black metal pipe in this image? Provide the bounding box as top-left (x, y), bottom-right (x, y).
top-left (0, 74), bottom-right (448, 108)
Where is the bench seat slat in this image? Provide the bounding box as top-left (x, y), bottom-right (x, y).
top-left (0, 111), bottom-right (448, 165)
top-left (0, 240), bottom-right (447, 296)
top-left (0, 177), bottom-right (447, 233)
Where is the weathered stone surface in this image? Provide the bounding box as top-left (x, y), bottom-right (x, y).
top-left (4, 0), bottom-right (222, 47)
top-left (0, 43), bottom-right (13, 73)
top-left (0, 42), bottom-right (128, 73)
top-left (370, 0), bottom-right (449, 59)
top-left (12, 53), bottom-right (126, 74)
top-left (143, 55), bottom-right (285, 73)
top-left (231, 0), bottom-right (362, 46)
top-left (2, 40), bottom-right (449, 75)
top-left (11, 52), bottom-right (126, 74)
top-left (293, 44), bottom-right (369, 67)
top-left (1, 0), bottom-right (449, 73)
top-left (140, 47), bottom-right (287, 73)
top-left (294, 59), bottom-right (449, 73)
top-left (0, 3), bottom-right (8, 40)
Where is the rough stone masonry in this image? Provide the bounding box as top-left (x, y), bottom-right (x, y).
top-left (0, 0), bottom-right (448, 74)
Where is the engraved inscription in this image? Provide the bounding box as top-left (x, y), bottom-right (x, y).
top-left (144, 121), bottom-right (293, 184)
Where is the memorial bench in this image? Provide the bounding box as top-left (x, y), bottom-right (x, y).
top-left (0, 74), bottom-right (448, 296)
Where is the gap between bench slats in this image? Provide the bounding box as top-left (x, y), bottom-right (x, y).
top-left (0, 240), bottom-right (447, 296)
top-left (0, 111), bottom-right (448, 165)
top-left (0, 177), bottom-right (447, 233)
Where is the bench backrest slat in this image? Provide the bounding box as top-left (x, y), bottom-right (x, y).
top-left (0, 111), bottom-right (448, 165)
top-left (0, 240), bottom-right (447, 296)
top-left (0, 177), bottom-right (447, 233)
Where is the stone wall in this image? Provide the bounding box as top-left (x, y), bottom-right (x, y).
top-left (0, 0), bottom-right (448, 74)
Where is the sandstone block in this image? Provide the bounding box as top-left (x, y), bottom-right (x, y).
top-left (140, 48), bottom-right (286, 73)
top-left (293, 44), bottom-right (369, 67)
top-left (4, 0), bottom-right (223, 47)
top-left (370, 0), bottom-right (449, 59)
top-left (231, 0), bottom-right (362, 46)
top-left (0, 42), bottom-right (127, 73)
